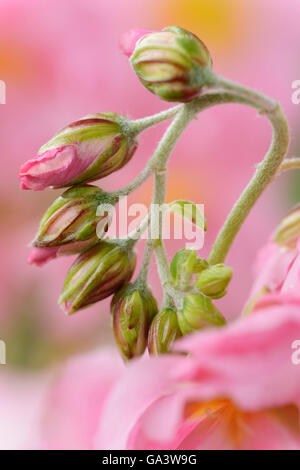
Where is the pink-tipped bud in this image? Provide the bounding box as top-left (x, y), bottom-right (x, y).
top-left (124, 26), bottom-right (212, 102)
top-left (28, 239), bottom-right (99, 267)
top-left (32, 185), bottom-right (114, 250)
top-left (19, 113), bottom-right (137, 190)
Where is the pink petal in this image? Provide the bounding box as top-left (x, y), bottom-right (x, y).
top-left (28, 247), bottom-right (59, 266)
top-left (39, 349), bottom-right (124, 450)
top-left (19, 145), bottom-right (86, 190)
top-left (119, 29), bottom-right (154, 57)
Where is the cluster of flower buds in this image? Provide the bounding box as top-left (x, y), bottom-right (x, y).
top-left (19, 111), bottom-right (139, 324)
top-left (121, 26), bottom-right (212, 102)
top-left (111, 283), bottom-right (158, 360)
top-left (21, 25), bottom-right (230, 360)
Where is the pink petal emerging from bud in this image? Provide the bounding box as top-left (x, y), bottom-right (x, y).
top-left (120, 29), bottom-right (153, 57)
top-left (28, 247), bottom-right (59, 266)
top-left (19, 145), bottom-right (91, 191)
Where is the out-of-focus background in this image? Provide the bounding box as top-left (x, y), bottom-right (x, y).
top-left (0, 0), bottom-right (299, 449)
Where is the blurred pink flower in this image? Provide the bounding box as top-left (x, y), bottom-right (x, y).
top-left (38, 348), bottom-right (124, 450)
top-left (96, 293), bottom-right (300, 450)
top-left (0, 370), bottom-right (52, 450)
top-left (245, 237), bottom-right (300, 312)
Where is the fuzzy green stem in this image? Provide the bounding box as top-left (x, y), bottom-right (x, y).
top-left (204, 84), bottom-right (289, 264)
top-left (129, 104), bottom-right (183, 135)
top-left (278, 158), bottom-right (300, 174)
top-left (136, 241), bottom-right (154, 287)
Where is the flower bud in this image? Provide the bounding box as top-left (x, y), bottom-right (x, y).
top-left (178, 294), bottom-right (225, 335)
top-left (123, 26), bottom-right (212, 102)
top-left (19, 113), bottom-right (137, 190)
top-left (28, 239), bottom-right (98, 267)
top-left (195, 263), bottom-right (233, 299)
top-left (273, 204), bottom-right (300, 250)
top-left (59, 241), bottom-right (136, 314)
top-left (32, 185), bottom-right (113, 249)
top-left (170, 248), bottom-right (208, 290)
top-left (111, 283), bottom-right (158, 360)
top-left (148, 308), bottom-right (181, 355)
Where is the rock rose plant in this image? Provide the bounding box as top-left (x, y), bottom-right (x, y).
top-left (19, 26), bottom-right (300, 449)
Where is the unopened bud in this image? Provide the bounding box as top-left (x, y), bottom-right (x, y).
top-left (33, 185), bottom-right (114, 249)
top-left (273, 204), bottom-right (300, 250)
top-left (171, 248), bottom-right (207, 290)
top-left (19, 113), bottom-right (137, 190)
top-left (195, 263), bottom-right (233, 299)
top-left (123, 26), bottom-right (212, 102)
top-left (148, 308), bottom-right (181, 355)
top-left (59, 241), bottom-right (136, 314)
top-left (111, 284), bottom-right (158, 360)
top-left (178, 294), bottom-right (225, 335)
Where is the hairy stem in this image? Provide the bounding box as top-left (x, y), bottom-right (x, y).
top-left (205, 90), bottom-right (289, 264)
top-left (129, 104), bottom-right (183, 135)
top-left (278, 158), bottom-right (300, 174)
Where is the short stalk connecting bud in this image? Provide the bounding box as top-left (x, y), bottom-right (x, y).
top-left (148, 308), bottom-right (181, 355)
top-left (178, 294), bottom-right (226, 335)
top-left (59, 240), bottom-right (136, 315)
top-left (111, 283), bottom-right (158, 360)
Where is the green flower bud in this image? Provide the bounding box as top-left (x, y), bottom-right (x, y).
top-left (59, 241), bottom-right (136, 315)
top-left (170, 248), bottom-right (208, 290)
top-left (130, 26), bottom-right (212, 102)
top-left (273, 204), bottom-right (300, 249)
top-left (148, 308), bottom-right (181, 355)
top-left (111, 283), bottom-right (158, 360)
top-left (178, 294), bottom-right (225, 335)
top-left (33, 185), bottom-right (114, 249)
top-left (195, 263), bottom-right (233, 299)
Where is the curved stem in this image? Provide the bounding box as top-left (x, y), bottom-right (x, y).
top-left (111, 166), bottom-right (152, 198)
top-left (136, 240), bottom-right (154, 287)
top-left (206, 99), bottom-right (289, 264)
top-left (129, 104), bottom-right (183, 135)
